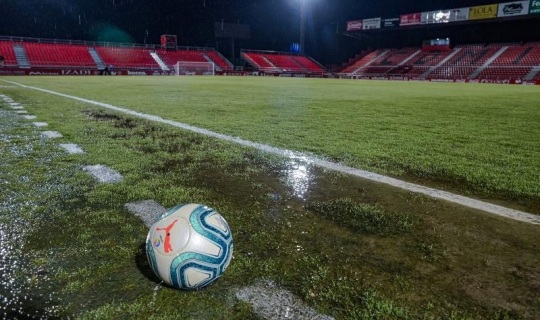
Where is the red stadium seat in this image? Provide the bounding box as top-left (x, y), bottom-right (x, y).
top-left (0, 41), bottom-right (18, 66)
top-left (96, 46), bottom-right (159, 69)
top-left (23, 42), bottom-right (96, 67)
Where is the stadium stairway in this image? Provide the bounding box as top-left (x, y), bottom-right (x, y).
top-left (349, 50), bottom-right (390, 76)
top-left (398, 49), bottom-right (422, 66)
top-left (202, 52), bottom-right (221, 72)
top-left (421, 48), bottom-right (463, 78)
top-left (524, 66), bottom-right (540, 80)
top-left (13, 44), bottom-right (30, 68)
top-left (150, 51), bottom-right (169, 71)
top-left (468, 46), bottom-right (509, 79)
top-left (88, 48), bottom-right (105, 70)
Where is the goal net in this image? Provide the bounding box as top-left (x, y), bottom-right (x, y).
top-left (174, 61), bottom-right (215, 76)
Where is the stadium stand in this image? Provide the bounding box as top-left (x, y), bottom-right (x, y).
top-left (442, 45), bottom-right (501, 67)
top-left (96, 46), bottom-right (159, 69)
top-left (369, 48), bottom-right (419, 66)
top-left (340, 43), bottom-right (540, 81)
top-left (1, 35), bottom-right (538, 81)
top-left (477, 67), bottom-right (531, 80)
top-left (154, 49), bottom-right (234, 71)
top-left (204, 50), bottom-right (234, 71)
top-left (291, 55), bottom-right (325, 73)
top-left (339, 50), bottom-right (386, 74)
top-left (156, 49), bottom-right (208, 66)
top-left (0, 41), bottom-right (18, 66)
top-left (23, 43), bottom-right (96, 67)
top-left (242, 52), bottom-right (281, 72)
top-left (265, 54), bottom-right (305, 72)
top-left (242, 51), bottom-right (324, 74)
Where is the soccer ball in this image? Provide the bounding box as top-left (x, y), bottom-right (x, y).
top-left (146, 203), bottom-right (233, 290)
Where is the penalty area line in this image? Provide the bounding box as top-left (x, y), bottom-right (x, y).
top-left (3, 79), bottom-right (539, 225)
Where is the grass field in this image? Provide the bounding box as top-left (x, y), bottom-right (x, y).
top-left (0, 76), bottom-right (539, 319)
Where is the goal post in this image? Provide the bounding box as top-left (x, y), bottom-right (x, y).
top-left (174, 61), bottom-right (215, 76)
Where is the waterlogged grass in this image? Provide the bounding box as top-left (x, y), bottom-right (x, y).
top-left (0, 85), bottom-right (539, 319)
top-left (307, 198), bottom-right (415, 235)
top-left (3, 76), bottom-right (540, 213)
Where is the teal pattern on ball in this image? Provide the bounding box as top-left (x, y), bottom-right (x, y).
top-left (169, 205), bottom-right (233, 289)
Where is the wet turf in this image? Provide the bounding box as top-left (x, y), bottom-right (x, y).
top-left (0, 82), bottom-right (539, 319)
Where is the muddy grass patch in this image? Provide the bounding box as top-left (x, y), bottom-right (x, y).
top-left (307, 198), bottom-right (415, 235)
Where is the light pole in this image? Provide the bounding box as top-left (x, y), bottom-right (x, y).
top-left (300, 0), bottom-right (306, 54)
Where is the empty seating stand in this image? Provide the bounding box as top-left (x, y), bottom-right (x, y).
top-left (96, 46), bottom-right (159, 69)
top-left (0, 41), bottom-right (18, 66)
top-left (242, 52), bottom-right (324, 74)
top-left (204, 50), bottom-right (234, 71)
top-left (242, 52), bottom-right (280, 72)
top-left (155, 49), bottom-right (208, 68)
top-left (291, 56), bottom-right (325, 73)
top-left (340, 43), bottom-right (540, 80)
top-left (340, 50), bottom-right (385, 74)
top-left (23, 43), bottom-right (96, 67)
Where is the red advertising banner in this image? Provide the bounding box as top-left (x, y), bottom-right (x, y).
top-left (400, 13), bottom-right (422, 26)
top-left (346, 20), bottom-right (363, 32)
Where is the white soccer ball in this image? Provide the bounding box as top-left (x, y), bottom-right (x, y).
top-left (146, 203), bottom-right (233, 290)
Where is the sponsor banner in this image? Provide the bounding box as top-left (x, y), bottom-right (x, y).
top-left (0, 67), bottom-right (176, 76)
top-left (449, 7), bottom-right (470, 22)
top-left (498, 1), bottom-right (530, 16)
top-left (531, 0), bottom-right (540, 13)
top-left (400, 13), bottom-right (422, 26)
top-left (422, 10), bottom-right (452, 24)
top-left (382, 17), bottom-right (399, 27)
top-left (421, 8), bottom-right (469, 24)
top-left (346, 20), bottom-right (363, 32)
top-left (469, 4), bottom-right (498, 20)
top-left (363, 18), bottom-right (381, 30)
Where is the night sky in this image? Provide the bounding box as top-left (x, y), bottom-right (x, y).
top-left (1, 0), bottom-right (538, 66)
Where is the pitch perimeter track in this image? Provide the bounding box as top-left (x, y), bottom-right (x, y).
top-left (3, 79), bottom-right (539, 225)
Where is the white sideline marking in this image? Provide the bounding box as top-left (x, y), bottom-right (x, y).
top-left (41, 131), bottom-right (63, 139)
top-left (236, 280), bottom-right (334, 320)
top-left (3, 80), bottom-right (539, 225)
top-left (59, 143), bottom-right (84, 154)
top-left (83, 165), bottom-right (123, 183)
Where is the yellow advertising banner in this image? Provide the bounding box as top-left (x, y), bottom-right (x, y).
top-left (469, 4), bottom-right (499, 20)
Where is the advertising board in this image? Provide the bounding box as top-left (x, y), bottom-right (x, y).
top-left (449, 7), bottom-right (470, 22)
top-left (531, 0), bottom-right (540, 13)
top-left (469, 4), bottom-right (498, 20)
top-left (422, 7), bottom-right (470, 24)
top-left (497, 1), bottom-right (530, 16)
top-left (346, 20), bottom-right (363, 32)
top-left (400, 13), bottom-right (422, 26)
top-left (382, 17), bottom-right (400, 28)
top-left (362, 18), bottom-right (381, 30)
top-left (422, 10), bottom-right (452, 24)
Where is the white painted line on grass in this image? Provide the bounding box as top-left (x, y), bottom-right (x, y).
top-left (83, 165), bottom-right (123, 183)
top-left (22, 115), bottom-right (37, 120)
top-left (236, 280), bottom-right (334, 320)
top-left (59, 143), bottom-right (84, 154)
top-left (124, 200), bottom-right (166, 228)
top-left (15, 110), bottom-right (28, 114)
top-left (33, 122), bottom-right (48, 127)
top-left (3, 80), bottom-right (539, 225)
top-left (41, 131), bottom-right (63, 139)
